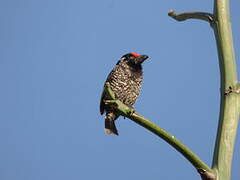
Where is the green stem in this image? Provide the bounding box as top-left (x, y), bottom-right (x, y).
top-left (130, 112), bottom-right (212, 172)
top-left (104, 83), bottom-right (215, 179)
top-left (212, 0), bottom-right (240, 179)
top-left (168, 2), bottom-right (239, 179)
top-left (168, 10), bottom-right (214, 23)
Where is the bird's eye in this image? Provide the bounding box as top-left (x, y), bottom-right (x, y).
top-left (121, 53), bottom-right (139, 61)
top-left (121, 56), bottom-right (126, 60)
top-left (121, 54), bottom-right (130, 60)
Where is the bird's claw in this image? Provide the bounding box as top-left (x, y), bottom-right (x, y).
top-left (104, 100), bottom-right (118, 108)
top-left (127, 108), bottom-right (135, 116)
top-left (104, 99), bottom-right (135, 117)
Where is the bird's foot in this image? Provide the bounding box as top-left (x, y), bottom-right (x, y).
top-left (103, 82), bottom-right (135, 117)
top-left (126, 105), bottom-right (135, 116)
top-left (104, 99), bottom-right (135, 117)
top-left (104, 100), bottom-right (119, 108)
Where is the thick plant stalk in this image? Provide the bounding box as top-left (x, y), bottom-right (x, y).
top-left (211, 0), bottom-right (240, 179)
top-left (168, 0), bottom-right (239, 179)
top-left (168, 0), bottom-right (240, 179)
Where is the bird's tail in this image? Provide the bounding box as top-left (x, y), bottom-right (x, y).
top-left (105, 112), bottom-right (119, 136)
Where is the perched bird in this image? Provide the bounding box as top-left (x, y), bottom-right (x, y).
top-left (100, 52), bottom-right (149, 135)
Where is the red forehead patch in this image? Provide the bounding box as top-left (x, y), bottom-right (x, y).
top-left (130, 52), bottom-right (141, 57)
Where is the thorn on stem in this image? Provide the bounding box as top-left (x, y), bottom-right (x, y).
top-left (224, 86), bottom-right (233, 95)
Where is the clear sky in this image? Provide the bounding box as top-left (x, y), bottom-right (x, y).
top-left (0, 0), bottom-right (239, 179)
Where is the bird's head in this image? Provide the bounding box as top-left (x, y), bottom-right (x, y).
top-left (121, 52), bottom-right (149, 66)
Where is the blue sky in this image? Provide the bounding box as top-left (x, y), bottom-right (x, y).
top-left (0, 0), bottom-right (239, 179)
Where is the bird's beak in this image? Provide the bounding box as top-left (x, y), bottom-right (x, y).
top-left (138, 55), bottom-right (149, 64)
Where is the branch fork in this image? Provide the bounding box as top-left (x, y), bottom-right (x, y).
top-left (168, 10), bottom-right (216, 26)
top-left (168, 3), bottom-right (239, 179)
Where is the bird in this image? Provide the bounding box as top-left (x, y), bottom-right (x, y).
top-left (100, 52), bottom-right (149, 135)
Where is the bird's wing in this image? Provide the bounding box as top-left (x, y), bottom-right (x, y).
top-left (100, 89), bottom-right (105, 115)
top-left (100, 64), bottom-right (120, 115)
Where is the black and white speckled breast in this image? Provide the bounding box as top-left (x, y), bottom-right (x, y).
top-left (106, 59), bottom-right (143, 106)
